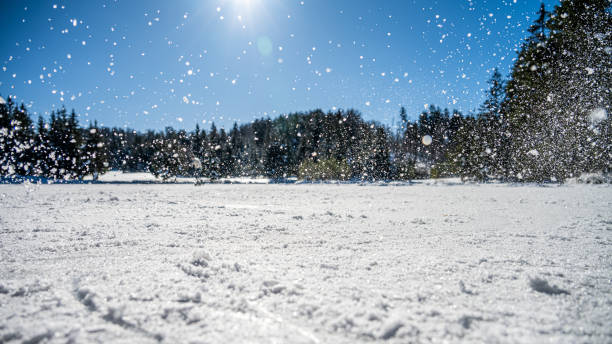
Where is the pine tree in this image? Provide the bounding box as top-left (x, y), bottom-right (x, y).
top-left (449, 115), bottom-right (486, 180)
top-left (148, 128), bottom-right (192, 181)
top-left (505, 0), bottom-right (611, 181)
top-left (33, 116), bottom-right (50, 177)
top-left (67, 109), bottom-right (85, 178)
top-left (0, 101), bottom-right (36, 177)
top-left (544, 0), bottom-right (612, 177)
top-left (265, 142), bottom-right (287, 179)
top-left (84, 121), bottom-right (109, 180)
top-left (205, 122), bottom-right (222, 179)
top-left (229, 123), bottom-right (242, 176)
top-left (190, 124), bottom-right (207, 180)
top-left (528, 3), bottom-right (549, 42)
top-left (0, 97), bottom-right (14, 176)
top-left (10, 105), bottom-right (35, 176)
top-left (474, 69), bottom-right (506, 180)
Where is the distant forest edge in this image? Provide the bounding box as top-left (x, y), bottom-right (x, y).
top-left (1, 0), bottom-right (611, 183)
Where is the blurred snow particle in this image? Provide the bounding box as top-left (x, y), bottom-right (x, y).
top-left (589, 108), bottom-right (607, 124)
top-left (0, 96), bottom-right (5, 104)
top-left (422, 135), bottom-right (432, 146)
top-left (528, 149), bottom-right (539, 157)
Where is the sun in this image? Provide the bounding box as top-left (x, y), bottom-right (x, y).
top-left (214, 0), bottom-right (279, 30)
top-left (229, 0), bottom-right (260, 13)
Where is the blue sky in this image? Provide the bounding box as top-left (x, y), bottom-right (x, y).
top-left (1, 0), bottom-right (559, 131)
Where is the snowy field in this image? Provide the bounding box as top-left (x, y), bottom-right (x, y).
top-left (1, 182), bottom-right (611, 343)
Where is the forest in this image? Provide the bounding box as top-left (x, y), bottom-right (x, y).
top-left (1, 1), bottom-right (610, 183)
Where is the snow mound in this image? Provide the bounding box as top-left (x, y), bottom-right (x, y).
top-left (190, 251), bottom-right (212, 267)
top-left (378, 319), bottom-right (404, 340)
top-left (566, 172), bottom-right (611, 184)
top-left (75, 286), bottom-right (98, 311)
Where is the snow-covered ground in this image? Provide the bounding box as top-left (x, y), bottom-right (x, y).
top-left (0, 183), bottom-right (611, 343)
top-left (82, 171), bottom-right (274, 184)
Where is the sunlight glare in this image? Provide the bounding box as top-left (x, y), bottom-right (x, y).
top-left (231, 0), bottom-right (259, 13)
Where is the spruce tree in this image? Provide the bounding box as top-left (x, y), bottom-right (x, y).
top-left (505, 0), bottom-right (611, 181)
top-left (0, 97), bottom-right (14, 176)
top-left (10, 105), bottom-right (35, 176)
top-left (67, 109), bottom-right (84, 178)
top-left (84, 121), bottom-right (109, 180)
top-left (33, 116), bottom-right (50, 177)
top-left (476, 69), bottom-right (506, 180)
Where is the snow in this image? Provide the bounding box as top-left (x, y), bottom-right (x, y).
top-left (0, 183), bottom-right (611, 343)
top-left (567, 172), bottom-right (611, 185)
top-left (84, 171), bottom-right (162, 183)
top-left (421, 135), bottom-right (432, 146)
top-left (80, 171), bottom-right (274, 184)
top-left (589, 108), bottom-right (607, 124)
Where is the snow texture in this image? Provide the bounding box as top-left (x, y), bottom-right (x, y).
top-left (0, 182), bottom-right (611, 343)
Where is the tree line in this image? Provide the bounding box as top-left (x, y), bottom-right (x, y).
top-left (0, 100), bottom-right (462, 181)
top-left (1, 0), bottom-right (610, 183)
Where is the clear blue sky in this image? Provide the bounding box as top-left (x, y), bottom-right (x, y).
top-left (1, 0), bottom-right (558, 131)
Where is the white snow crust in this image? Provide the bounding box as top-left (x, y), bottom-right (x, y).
top-left (0, 183), bottom-right (611, 343)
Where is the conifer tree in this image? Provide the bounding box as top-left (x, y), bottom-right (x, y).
top-left (505, 0), bottom-right (611, 181)
top-left (0, 97), bottom-right (14, 176)
top-left (33, 116), bottom-right (50, 176)
top-left (84, 121), bottom-right (109, 180)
